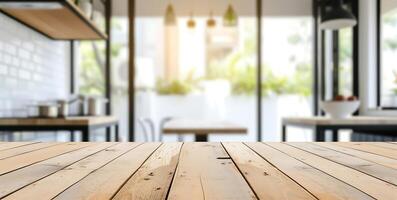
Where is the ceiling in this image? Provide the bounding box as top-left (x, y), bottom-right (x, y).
top-left (109, 0), bottom-right (312, 17)
top-left (382, 0), bottom-right (397, 13)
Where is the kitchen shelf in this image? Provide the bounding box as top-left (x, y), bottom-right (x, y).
top-left (0, 0), bottom-right (107, 40)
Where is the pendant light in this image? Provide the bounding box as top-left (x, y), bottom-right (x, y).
top-left (320, 0), bottom-right (357, 30)
top-left (187, 0), bottom-right (196, 29)
top-left (187, 12), bottom-right (196, 28)
top-left (223, 4), bottom-right (238, 27)
top-left (164, 3), bottom-right (176, 26)
top-left (207, 11), bottom-right (216, 28)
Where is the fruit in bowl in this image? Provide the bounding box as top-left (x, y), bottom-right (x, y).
top-left (320, 96), bottom-right (360, 119)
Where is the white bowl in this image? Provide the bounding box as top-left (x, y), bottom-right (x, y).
top-left (320, 101), bottom-right (360, 119)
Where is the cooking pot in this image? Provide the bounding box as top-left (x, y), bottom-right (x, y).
top-left (57, 98), bottom-right (79, 118)
top-left (31, 104), bottom-right (59, 118)
top-left (87, 97), bottom-right (108, 116)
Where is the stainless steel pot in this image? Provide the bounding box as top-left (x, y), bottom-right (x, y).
top-left (87, 97), bottom-right (108, 116)
top-left (57, 98), bottom-right (79, 117)
top-left (77, 95), bottom-right (88, 116)
top-left (37, 104), bottom-right (59, 118)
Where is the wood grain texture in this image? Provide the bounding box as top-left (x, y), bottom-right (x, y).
top-left (247, 142), bottom-right (374, 200)
top-left (3, 143), bottom-right (141, 200)
top-left (0, 142), bottom-right (38, 151)
top-left (0, 142), bottom-right (59, 160)
top-left (0, 0), bottom-right (106, 40)
top-left (336, 142), bottom-right (397, 159)
top-left (318, 143), bottom-right (397, 169)
top-left (113, 143), bottom-right (182, 200)
top-left (54, 143), bottom-right (162, 200)
top-left (0, 142), bottom-right (395, 200)
top-left (0, 143), bottom-right (115, 198)
top-left (0, 143), bottom-right (90, 175)
top-left (369, 142), bottom-right (397, 150)
top-left (167, 142), bottom-right (257, 200)
top-left (223, 142), bottom-right (316, 200)
top-left (268, 143), bottom-right (397, 200)
top-left (289, 143), bottom-right (397, 185)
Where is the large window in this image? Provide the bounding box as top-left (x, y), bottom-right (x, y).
top-left (75, 0), bottom-right (315, 142)
top-left (131, 0), bottom-right (314, 142)
top-left (321, 1), bottom-right (356, 102)
top-left (134, 3), bottom-right (259, 141)
top-left (378, 0), bottom-right (397, 107)
top-left (261, 17), bottom-right (314, 141)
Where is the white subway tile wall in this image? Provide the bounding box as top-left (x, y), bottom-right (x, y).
top-left (0, 13), bottom-right (69, 141)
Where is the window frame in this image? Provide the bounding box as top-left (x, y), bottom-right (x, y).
top-left (376, 0), bottom-right (397, 110)
top-left (317, 0), bottom-right (359, 113)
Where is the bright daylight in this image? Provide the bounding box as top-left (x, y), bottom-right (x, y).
top-left (0, 0), bottom-right (396, 199)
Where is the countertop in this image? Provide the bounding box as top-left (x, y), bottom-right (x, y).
top-left (0, 142), bottom-right (396, 199)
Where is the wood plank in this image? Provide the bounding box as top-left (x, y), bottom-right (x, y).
top-left (318, 143), bottom-right (397, 169)
top-left (335, 142), bottom-right (397, 159)
top-left (112, 143), bottom-right (181, 200)
top-left (54, 143), bottom-right (161, 200)
top-left (369, 142), bottom-right (397, 150)
top-left (246, 142), bottom-right (374, 200)
top-left (267, 143), bottom-right (397, 200)
top-left (167, 143), bottom-right (257, 200)
top-left (0, 143), bottom-right (91, 175)
top-left (0, 143), bottom-right (115, 198)
top-left (289, 143), bottom-right (397, 185)
top-left (0, 142), bottom-right (38, 151)
top-left (222, 142), bottom-right (316, 200)
top-left (3, 143), bottom-right (141, 200)
top-left (0, 142), bottom-right (60, 160)
top-left (56, 143), bottom-right (169, 200)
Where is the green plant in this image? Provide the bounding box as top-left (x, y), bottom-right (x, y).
top-left (156, 79), bottom-right (193, 95)
top-left (204, 18), bottom-right (312, 97)
top-left (155, 69), bottom-right (199, 95)
top-left (79, 19), bottom-right (124, 96)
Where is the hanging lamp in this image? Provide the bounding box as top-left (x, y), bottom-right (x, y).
top-left (320, 0), bottom-right (357, 30)
top-left (223, 4), bottom-right (237, 27)
top-left (207, 11), bottom-right (216, 28)
top-left (187, 12), bottom-right (196, 28)
top-left (164, 3), bottom-right (176, 26)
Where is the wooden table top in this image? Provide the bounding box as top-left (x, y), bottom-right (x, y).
top-left (0, 142), bottom-right (396, 200)
top-left (163, 119), bottom-right (247, 135)
top-left (283, 116), bottom-right (397, 126)
top-left (0, 116), bottom-right (118, 126)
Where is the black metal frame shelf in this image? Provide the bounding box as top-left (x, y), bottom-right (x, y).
top-left (0, 0), bottom-right (107, 40)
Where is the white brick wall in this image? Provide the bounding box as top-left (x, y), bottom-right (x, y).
top-left (0, 13), bottom-right (69, 118)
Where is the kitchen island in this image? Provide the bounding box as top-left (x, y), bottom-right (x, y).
top-left (0, 142), bottom-right (395, 199)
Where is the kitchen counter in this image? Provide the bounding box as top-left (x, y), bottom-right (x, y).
top-left (0, 142), bottom-right (395, 199)
top-left (0, 116), bottom-right (119, 142)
